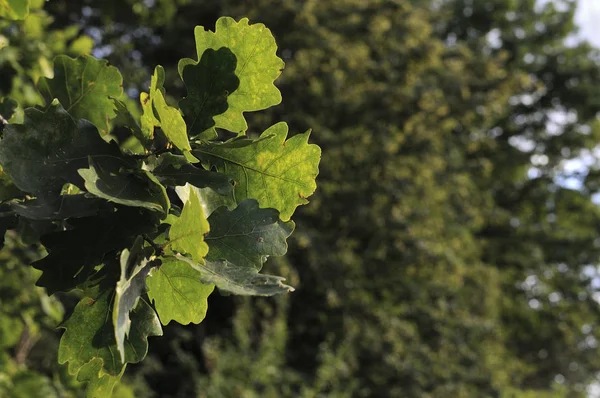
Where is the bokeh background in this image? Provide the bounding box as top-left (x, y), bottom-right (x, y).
top-left (3, 0), bottom-right (600, 397)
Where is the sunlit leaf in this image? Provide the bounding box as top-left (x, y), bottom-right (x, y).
top-left (0, 0), bottom-right (29, 20)
top-left (38, 55), bottom-right (123, 134)
top-left (59, 288), bottom-right (161, 393)
top-left (165, 189), bottom-right (209, 262)
top-left (179, 17), bottom-right (284, 134)
top-left (194, 122), bottom-right (320, 220)
top-left (147, 257), bottom-right (214, 325)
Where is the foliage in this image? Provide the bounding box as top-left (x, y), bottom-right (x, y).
top-left (79, 0), bottom-right (599, 397)
top-left (0, 10), bottom-right (320, 398)
top-left (3, 0), bottom-right (600, 398)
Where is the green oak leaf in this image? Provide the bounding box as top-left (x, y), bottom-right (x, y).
top-left (156, 164), bottom-right (232, 194)
top-left (0, 166), bottom-right (25, 202)
top-left (175, 255), bottom-right (293, 296)
top-left (10, 194), bottom-right (110, 220)
top-left (193, 122), bottom-right (321, 221)
top-left (75, 358), bottom-right (125, 398)
top-left (113, 237), bottom-right (160, 362)
top-left (150, 153), bottom-right (233, 195)
top-left (146, 257), bottom-right (214, 325)
top-left (0, 102), bottom-right (122, 200)
top-left (179, 17), bottom-right (284, 134)
top-left (111, 97), bottom-right (150, 148)
top-left (140, 93), bottom-right (158, 141)
top-left (33, 207), bottom-right (159, 294)
top-left (139, 65), bottom-right (165, 140)
top-left (175, 184), bottom-right (235, 217)
top-left (0, 0), bottom-right (29, 20)
top-left (179, 47), bottom-right (239, 136)
top-left (153, 89), bottom-right (191, 152)
top-left (141, 66), bottom-right (191, 152)
top-left (79, 157), bottom-right (170, 214)
top-left (206, 200), bottom-right (294, 270)
top-left (0, 97), bottom-right (17, 122)
top-left (166, 189), bottom-right (209, 262)
top-left (59, 289), bottom-right (162, 393)
top-left (38, 55), bottom-right (123, 134)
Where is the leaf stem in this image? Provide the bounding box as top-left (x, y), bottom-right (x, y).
top-left (142, 234), bottom-right (164, 256)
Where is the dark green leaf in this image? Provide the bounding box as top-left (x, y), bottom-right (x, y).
top-left (206, 199), bottom-right (294, 270)
top-left (10, 194), bottom-right (110, 220)
top-left (156, 163), bottom-right (232, 194)
top-left (0, 97), bottom-right (17, 122)
top-left (0, 166), bottom-right (25, 202)
top-left (151, 153), bottom-right (232, 195)
top-left (33, 207), bottom-right (159, 294)
top-left (0, 102), bottom-right (121, 200)
top-left (111, 97), bottom-right (150, 148)
top-left (79, 157), bottom-right (170, 214)
top-left (180, 47), bottom-right (239, 136)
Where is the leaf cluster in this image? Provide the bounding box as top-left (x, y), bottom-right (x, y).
top-left (0, 15), bottom-right (320, 397)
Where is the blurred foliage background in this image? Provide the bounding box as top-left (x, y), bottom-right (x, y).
top-left (2, 0), bottom-right (600, 396)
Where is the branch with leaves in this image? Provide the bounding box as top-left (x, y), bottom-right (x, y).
top-left (0, 11), bottom-right (320, 398)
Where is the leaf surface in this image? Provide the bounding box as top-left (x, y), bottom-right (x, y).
top-left (166, 190), bottom-right (209, 262)
top-left (38, 55), bottom-right (123, 134)
top-left (75, 358), bottom-right (124, 398)
top-left (11, 194), bottom-right (109, 220)
top-left (0, 102), bottom-right (121, 200)
top-left (140, 66), bottom-right (191, 152)
top-left (33, 207), bottom-right (159, 294)
top-left (58, 289), bottom-right (161, 390)
top-left (175, 184), bottom-right (235, 217)
top-left (0, 0), bottom-right (29, 20)
top-left (176, 255), bottom-right (293, 296)
top-left (0, 97), bottom-right (17, 121)
top-left (153, 89), bottom-right (191, 151)
top-left (206, 199), bottom-right (294, 270)
top-left (194, 122), bottom-right (320, 220)
top-left (180, 17), bottom-right (284, 134)
top-left (112, 98), bottom-right (149, 147)
top-left (79, 158), bottom-right (170, 214)
top-left (146, 257), bottom-right (214, 325)
top-left (179, 47), bottom-right (239, 136)
top-left (113, 237), bottom-right (160, 362)
top-left (151, 153), bottom-right (232, 195)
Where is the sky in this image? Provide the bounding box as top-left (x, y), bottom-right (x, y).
top-left (576, 0), bottom-right (600, 46)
